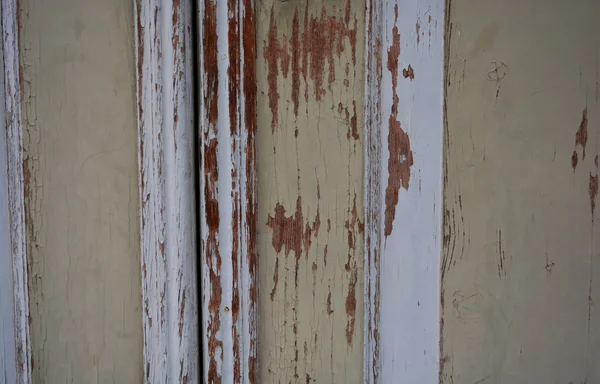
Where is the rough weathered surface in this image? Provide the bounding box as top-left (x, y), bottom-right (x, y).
top-left (441, 1), bottom-right (600, 382)
top-left (134, 0), bottom-right (198, 382)
top-left (19, 0), bottom-right (143, 381)
top-left (2, 0), bottom-right (30, 381)
top-left (363, 0), bottom-right (382, 382)
top-left (256, 0), bottom-right (365, 382)
top-left (0, 6), bottom-right (18, 380)
top-left (198, 0), bottom-right (258, 382)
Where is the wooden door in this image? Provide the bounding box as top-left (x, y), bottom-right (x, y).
top-left (2, 0), bottom-right (600, 383)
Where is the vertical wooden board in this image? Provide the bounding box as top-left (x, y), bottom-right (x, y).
top-left (3, 0), bottom-right (30, 381)
top-left (198, 0), bottom-right (257, 382)
top-left (135, 0), bottom-right (198, 381)
top-left (19, 0), bottom-right (143, 381)
top-left (256, 0), bottom-right (365, 382)
top-left (374, 0), bottom-right (445, 382)
top-left (0, 20), bottom-right (17, 381)
top-left (441, 1), bottom-right (600, 383)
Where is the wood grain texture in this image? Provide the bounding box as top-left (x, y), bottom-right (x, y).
top-left (441, 1), bottom-right (600, 382)
top-left (256, 0), bottom-right (365, 382)
top-left (134, 0), bottom-right (198, 382)
top-left (19, 0), bottom-right (143, 381)
top-left (363, 0), bottom-right (382, 381)
top-left (2, 0), bottom-right (31, 381)
top-left (366, 0), bottom-right (445, 382)
top-left (0, 2), bottom-right (24, 380)
top-left (198, 0), bottom-right (258, 382)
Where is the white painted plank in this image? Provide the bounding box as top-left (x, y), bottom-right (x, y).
top-left (0, 14), bottom-right (16, 382)
top-left (364, 0), bottom-right (445, 382)
top-left (134, 0), bottom-right (198, 382)
top-left (1, 0), bottom-right (30, 382)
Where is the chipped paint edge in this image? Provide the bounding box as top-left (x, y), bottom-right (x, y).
top-left (134, 0), bottom-right (199, 382)
top-left (1, 0), bottom-right (32, 382)
top-left (198, 0), bottom-right (258, 382)
top-left (364, 0), bottom-right (445, 382)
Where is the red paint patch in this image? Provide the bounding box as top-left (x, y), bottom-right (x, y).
top-left (264, 7), bottom-right (281, 132)
top-left (402, 64), bottom-right (414, 80)
top-left (575, 107), bottom-right (588, 159)
top-left (350, 100), bottom-right (359, 140)
top-left (291, 10), bottom-right (301, 116)
top-left (590, 173), bottom-right (598, 217)
top-left (345, 269), bottom-right (357, 345)
top-left (266, 197), bottom-right (305, 256)
top-left (267, 1), bottom-right (358, 111)
top-left (281, 34), bottom-right (290, 78)
top-left (384, 16), bottom-right (413, 237)
top-left (270, 257), bottom-right (279, 301)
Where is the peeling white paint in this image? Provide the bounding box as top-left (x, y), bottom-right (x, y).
top-left (1, 0), bottom-right (31, 382)
top-left (134, 0), bottom-right (198, 382)
top-left (0, 13), bottom-right (16, 381)
top-left (364, 0), bottom-right (445, 382)
top-left (198, 0), bottom-right (258, 382)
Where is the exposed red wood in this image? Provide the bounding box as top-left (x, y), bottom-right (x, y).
top-left (576, 107), bottom-right (588, 159)
top-left (590, 173), bottom-right (598, 217)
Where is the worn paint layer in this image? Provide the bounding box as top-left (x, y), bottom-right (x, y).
top-left (135, 0), bottom-right (198, 382)
top-left (20, 0), bottom-right (143, 381)
top-left (0, 8), bottom-right (18, 380)
top-left (199, 0), bottom-right (258, 382)
top-left (257, 0), bottom-right (365, 382)
top-left (374, 0), bottom-right (444, 382)
top-left (2, 0), bottom-right (30, 381)
top-left (442, 1), bottom-right (600, 382)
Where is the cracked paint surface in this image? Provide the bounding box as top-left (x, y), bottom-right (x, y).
top-left (441, 1), bottom-right (600, 382)
top-left (20, 0), bottom-right (143, 381)
top-left (257, 0), bottom-right (365, 382)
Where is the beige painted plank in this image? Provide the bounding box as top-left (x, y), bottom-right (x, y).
top-left (19, 0), bottom-right (142, 381)
top-left (441, 1), bottom-right (600, 382)
top-left (256, 0), bottom-right (365, 382)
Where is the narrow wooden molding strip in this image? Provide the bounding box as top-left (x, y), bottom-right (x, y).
top-left (364, 0), bottom-right (445, 382)
top-left (198, 0), bottom-right (258, 382)
top-left (134, 0), bottom-right (199, 382)
top-left (2, 0), bottom-right (31, 382)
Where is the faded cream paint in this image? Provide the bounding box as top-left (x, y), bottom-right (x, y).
top-left (256, 0), bottom-right (365, 382)
top-left (19, 0), bottom-right (142, 381)
top-left (441, 1), bottom-right (600, 382)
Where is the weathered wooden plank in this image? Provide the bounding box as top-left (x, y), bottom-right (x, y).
top-left (134, 0), bottom-right (198, 382)
top-left (198, 0), bottom-right (258, 382)
top-left (363, 0), bottom-right (382, 381)
top-left (0, 1), bottom-right (27, 380)
top-left (2, 0), bottom-right (30, 381)
top-left (441, 1), bottom-right (600, 382)
top-left (364, 0), bottom-right (445, 382)
top-left (0, 46), bottom-right (16, 380)
top-left (256, 0), bottom-right (365, 382)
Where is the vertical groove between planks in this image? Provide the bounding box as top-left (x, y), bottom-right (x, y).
top-left (134, 0), bottom-right (199, 382)
top-left (198, 0), bottom-right (258, 383)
